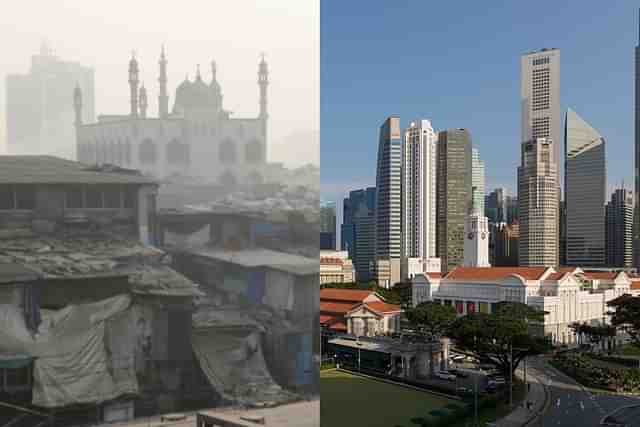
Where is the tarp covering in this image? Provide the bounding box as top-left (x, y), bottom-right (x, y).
top-left (0, 294), bottom-right (138, 408)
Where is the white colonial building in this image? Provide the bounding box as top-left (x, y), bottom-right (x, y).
top-left (409, 267), bottom-right (630, 344)
top-left (320, 250), bottom-right (355, 284)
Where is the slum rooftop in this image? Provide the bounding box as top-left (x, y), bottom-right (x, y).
top-left (0, 230), bottom-right (201, 297)
top-left (0, 155), bottom-right (156, 185)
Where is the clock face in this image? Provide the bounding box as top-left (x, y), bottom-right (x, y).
top-left (481, 232), bottom-right (487, 240)
top-left (467, 232), bottom-right (474, 240)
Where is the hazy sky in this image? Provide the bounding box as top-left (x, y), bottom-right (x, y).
top-left (0, 0), bottom-right (319, 166)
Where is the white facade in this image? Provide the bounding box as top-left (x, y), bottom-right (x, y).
top-left (463, 212), bottom-right (490, 267)
top-left (521, 48), bottom-right (561, 184)
top-left (320, 250), bottom-right (355, 284)
top-left (410, 267), bottom-right (630, 345)
top-left (402, 119), bottom-right (437, 262)
top-left (401, 256), bottom-right (442, 281)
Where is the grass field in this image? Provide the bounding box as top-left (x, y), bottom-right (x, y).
top-left (320, 369), bottom-right (462, 427)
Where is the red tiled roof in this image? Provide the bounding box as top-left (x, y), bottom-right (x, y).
top-left (445, 266), bottom-right (549, 281)
top-left (320, 257), bottom-right (344, 265)
top-left (329, 321), bottom-right (347, 332)
top-left (631, 282), bottom-right (640, 290)
top-left (365, 301), bottom-right (401, 314)
top-left (320, 288), bottom-right (375, 303)
top-left (319, 314), bottom-right (333, 324)
top-left (426, 272), bottom-right (442, 279)
top-left (546, 272), bottom-right (566, 280)
top-left (320, 301), bottom-right (357, 314)
top-left (582, 271), bottom-right (619, 280)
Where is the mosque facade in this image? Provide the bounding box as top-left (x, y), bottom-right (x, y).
top-left (74, 48), bottom-right (270, 185)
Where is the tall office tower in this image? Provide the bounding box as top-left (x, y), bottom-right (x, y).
top-left (6, 42), bottom-right (95, 158)
top-left (564, 109), bottom-right (606, 266)
top-left (401, 119), bottom-right (437, 261)
top-left (341, 187), bottom-right (376, 257)
top-left (486, 188), bottom-right (507, 224)
top-left (506, 195), bottom-right (519, 224)
top-left (559, 200), bottom-right (567, 266)
top-left (635, 10), bottom-right (640, 268)
top-left (518, 138), bottom-right (559, 266)
top-left (606, 188), bottom-right (634, 268)
top-left (521, 48), bottom-right (561, 185)
top-left (471, 148), bottom-right (485, 213)
top-left (375, 116), bottom-right (402, 260)
top-left (320, 200), bottom-right (337, 250)
top-left (353, 205), bottom-right (376, 282)
top-left (436, 129), bottom-right (472, 273)
top-left (489, 222), bottom-right (519, 266)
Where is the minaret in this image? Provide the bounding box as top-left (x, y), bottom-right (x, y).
top-left (73, 83), bottom-right (83, 126)
top-left (128, 52), bottom-right (139, 118)
top-left (158, 45), bottom-right (168, 118)
top-left (258, 54), bottom-right (269, 120)
top-left (139, 84), bottom-right (148, 119)
top-left (73, 83), bottom-right (83, 162)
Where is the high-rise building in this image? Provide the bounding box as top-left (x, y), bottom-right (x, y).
top-left (401, 119), bottom-right (437, 262)
top-left (559, 200), bottom-right (567, 266)
top-left (320, 200), bottom-right (337, 250)
top-left (486, 188), bottom-right (507, 224)
top-left (375, 116), bottom-right (402, 261)
top-left (606, 188), bottom-right (634, 268)
top-left (564, 109), bottom-right (606, 266)
top-left (489, 222), bottom-right (519, 266)
top-left (634, 10), bottom-right (640, 268)
top-left (521, 48), bottom-right (561, 185)
top-left (353, 206), bottom-right (376, 282)
top-left (341, 187), bottom-right (376, 257)
top-left (518, 138), bottom-right (559, 266)
top-left (471, 148), bottom-right (485, 213)
top-left (436, 128), bottom-right (472, 273)
top-left (506, 195), bottom-right (519, 225)
top-left (6, 42), bottom-right (95, 159)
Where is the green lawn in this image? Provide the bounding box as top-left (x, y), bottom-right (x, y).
top-left (320, 369), bottom-right (462, 427)
top-left (616, 344), bottom-right (640, 357)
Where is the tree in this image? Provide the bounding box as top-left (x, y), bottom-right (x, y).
top-left (405, 302), bottom-right (457, 340)
top-left (448, 302), bottom-right (547, 381)
top-left (608, 295), bottom-right (640, 348)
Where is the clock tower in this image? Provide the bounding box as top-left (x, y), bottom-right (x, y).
top-left (463, 208), bottom-right (490, 267)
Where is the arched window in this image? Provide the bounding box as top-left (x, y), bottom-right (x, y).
top-left (247, 171), bottom-right (263, 186)
top-left (218, 171), bottom-right (237, 187)
top-left (167, 139), bottom-right (190, 165)
top-left (139, 138), bottom-right (157, 165)
top-left (245, 139), bottom-right (263, 163)
top-left (219, 138), bottom-right (237, 163)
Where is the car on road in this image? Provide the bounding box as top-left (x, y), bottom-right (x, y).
top-left (435, 371), bottom-right (457, 381)
top-left (448, 368), bottom-right (469, 378)
top-left (456, 386), bottom-right (473, 397)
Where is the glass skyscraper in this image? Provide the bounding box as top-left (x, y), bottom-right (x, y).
top-left (375, 116), bottom-right (402, 260)
top-left (564, 108), bottom-right (606, 266)
top-left (471, 148), bottom-right (485, 214)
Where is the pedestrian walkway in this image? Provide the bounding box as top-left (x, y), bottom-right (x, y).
top-left (495, 367), bottom-right (549, 427)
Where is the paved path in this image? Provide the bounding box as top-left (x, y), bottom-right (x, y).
top-left (496, 357), bottom-right (548, 427)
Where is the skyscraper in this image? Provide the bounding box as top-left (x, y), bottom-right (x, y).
top-left (320, 200), bottom-right (337, 250)
top-left (521, 48), bottom-right (561, 185)
top-left (436, 128), bottom-right (472, 273)
top-left (564, 109), bottom-right (606, 266)
top-left (518, 138), bottom-right (559, 266)
top-left (634, 10), bottom-right (640, 268)
top-left (471, 148), bottom-right (485, 213)
top-left (341, 187), bottom-right (376, 256)
top-left (6, 42), bottom-right (95, 159)
top-left (375, 116), bottom-right (402, 260)
top-left (353, 205), bottom-right (376, 282)
top-left (606, 188), bottom-right (634, 268)
top-left (401, 119), bottom-right (437, 261)
top-left (486, 188), bottom-right (507, 224)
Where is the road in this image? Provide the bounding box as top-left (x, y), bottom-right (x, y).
top-left (526, 355), bottom-right (640, 427)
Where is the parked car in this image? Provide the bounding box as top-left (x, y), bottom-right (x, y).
top-left (435, 371), bottom-right (457, 381)
top-left (449, 368), bottom-right (469, 378)
top-left (456, 386), bottom-right (473, 397)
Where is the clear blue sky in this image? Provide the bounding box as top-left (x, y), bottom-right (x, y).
top-left (321, 1), bottom-right (638, 219)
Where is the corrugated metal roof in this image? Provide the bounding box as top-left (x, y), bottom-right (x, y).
top-left (0, 155), bottom-right (156, 185)
top-left (0, 263), bottom-right (41, 284)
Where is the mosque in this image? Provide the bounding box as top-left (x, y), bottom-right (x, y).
top-left (74, 47), bottom-right (271, 185)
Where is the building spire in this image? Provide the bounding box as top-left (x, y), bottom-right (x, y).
top-left (128, 50), bottom-right (139, 118)
top-left (196, 64), bottom-right (202, 81)
top-left (158, 44), bottom-right (168, 118)
top-left (73, 82), bottom-right (82, 126)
